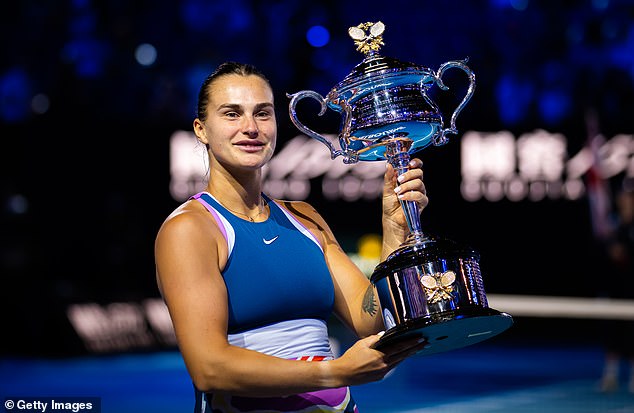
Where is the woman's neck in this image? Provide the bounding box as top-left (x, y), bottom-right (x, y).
top-left (205, 171), bottom-right (266, 221)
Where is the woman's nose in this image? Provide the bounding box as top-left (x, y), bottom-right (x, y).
top-left (242, 116), bottom-right (259, 136)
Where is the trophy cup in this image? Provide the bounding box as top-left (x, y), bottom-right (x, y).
top-left (288, 22), bottom-right (512, 355)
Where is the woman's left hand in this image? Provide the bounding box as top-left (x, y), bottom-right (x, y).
top-left (382, 157), bottom-right (428, 232)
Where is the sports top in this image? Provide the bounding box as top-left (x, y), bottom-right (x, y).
top-left (190, 192), bottom-right (358, 412)
top-left (191, 191), bottom-right (335, 334)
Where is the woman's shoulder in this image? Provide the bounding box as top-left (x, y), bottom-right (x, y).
top-left (272, 198), bottom-right (321, 218)
top-left (157, 199), bottom-right (218, 240)
top-left (271, 198), bottom-right (333, 232)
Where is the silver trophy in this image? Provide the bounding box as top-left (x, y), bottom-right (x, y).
top-left (288, 22), bottom-right (512, 355)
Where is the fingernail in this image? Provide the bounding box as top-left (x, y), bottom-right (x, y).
top-left (424, 343), bottom-right (432, 349)
top-left (397, 174), bottom-right (405, 183)
top-left (393, 186), bottom-right (401, 194)
top-left (377, 331), bottom-right (385, 337)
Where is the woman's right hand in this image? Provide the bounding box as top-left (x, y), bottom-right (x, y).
top-left (329, 332), bottom-right (427, 386)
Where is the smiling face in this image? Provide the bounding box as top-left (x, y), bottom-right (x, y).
top-left (194, 73), bottom-right (277, 174)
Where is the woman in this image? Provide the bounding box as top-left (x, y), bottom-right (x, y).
top-left (154, 61), bottom-right (429, 412)
top-left (598, 185), bottom-right (634, 393)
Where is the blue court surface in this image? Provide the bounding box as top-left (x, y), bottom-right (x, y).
top-left (1, 337), bottom-right (633, 413)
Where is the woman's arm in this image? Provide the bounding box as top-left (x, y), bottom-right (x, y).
top-left (154, 202), bottom-right (403, 397)
top-left (283, 158), bottom-right (427, 339)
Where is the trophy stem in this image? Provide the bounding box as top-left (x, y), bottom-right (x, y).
top-left (385, 139), bottom-right (427, 246)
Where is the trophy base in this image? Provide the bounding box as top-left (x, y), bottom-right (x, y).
top-left (373, 307), bottom-right (513, 356)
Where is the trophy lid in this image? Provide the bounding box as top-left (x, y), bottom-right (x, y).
top-left (328, 22), bottom-right (434, 102)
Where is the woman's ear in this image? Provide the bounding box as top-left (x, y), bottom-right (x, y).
top-left (193, 118), bottom-right (209, 146)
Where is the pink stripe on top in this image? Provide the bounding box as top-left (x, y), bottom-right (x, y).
top-left (190, 192), bottom-right (235, 255)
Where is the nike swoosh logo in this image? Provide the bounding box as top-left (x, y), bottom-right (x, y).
top-left (263, 236), bottom-right (279, 245)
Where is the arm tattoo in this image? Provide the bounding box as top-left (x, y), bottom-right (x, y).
top-left (362, 285), bottom-right (378, 317)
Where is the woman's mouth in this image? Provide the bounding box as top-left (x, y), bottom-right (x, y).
top-left (235, 141), bottom-right (265, 152)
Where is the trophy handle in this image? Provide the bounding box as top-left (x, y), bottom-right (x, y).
top-left (287, 90), bottom-right (350, 161)
top-left (433, 59), bottom-right (476, 145)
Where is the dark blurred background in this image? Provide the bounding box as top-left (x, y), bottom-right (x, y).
top-left (1, 0), bottom-right (633, 357)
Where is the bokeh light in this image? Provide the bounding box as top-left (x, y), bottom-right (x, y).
top-left (306, 25), bottom-right (330, 48)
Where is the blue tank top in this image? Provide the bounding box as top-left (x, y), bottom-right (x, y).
top-left (192, 192), bottom-right (335, 334)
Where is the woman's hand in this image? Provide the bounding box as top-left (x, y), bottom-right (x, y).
top-left (381, 158), bottom-right (428, 258)
top-left (329, 332), bottom-right (427, 387)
